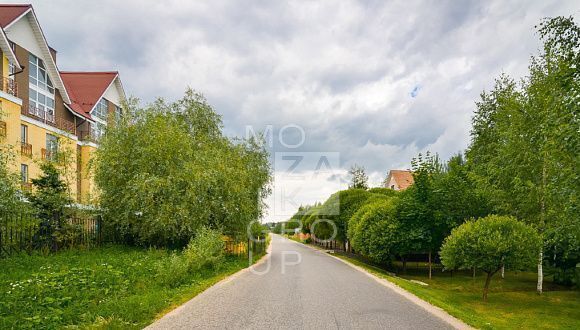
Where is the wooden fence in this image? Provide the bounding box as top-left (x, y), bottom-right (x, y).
top-left (224, 236), bottom-right (267, 258)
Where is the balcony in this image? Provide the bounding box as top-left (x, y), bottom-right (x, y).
top-left (0, 120), bottom-right (6, 137)
top-left (1, 77), bottom-right (18, 97)
top-left (41, 148), bottom-right (54, 161)
top-left (21, 104), bottom-right (76, 135)
top-left (21, 182), bottom-right (32, 192)
top-left (21, 142), bottom-right (32, 157)
top-left (78, 130), bottom-right (99, 143)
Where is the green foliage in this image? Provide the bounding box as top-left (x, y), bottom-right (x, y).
top-left (29, 162), bottom-right (72, 221)
top-left (0, 246), bottom-right (250, 329)
top-left (0, 144), bottom-right (25, 215)
top-left (348, 199), bottom-right (400, 264)
top-left (367, 187), bottom-right (398, 197)
top-left (183, 227), bottom-right (225, 271)
top-left (27, 162), bottom-right (73, 249)
top-left (440, 215), bottom-right (541, 300)
top-left (441, 215), bottom-right (541, 273)
top-left (94, 90), bottom-right (271, 247)
top-left (348, 164), bottom-right (368, 190)
top-left (467, 17), bottom-right (580, 284)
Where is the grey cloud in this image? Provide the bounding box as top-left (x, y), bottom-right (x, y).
top-left (15, 0), bottom-right (580, 188)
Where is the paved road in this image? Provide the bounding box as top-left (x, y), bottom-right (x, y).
top-left (147, 235), bottom-right (454, 330)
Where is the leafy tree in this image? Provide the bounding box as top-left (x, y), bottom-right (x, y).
top-left (0, 144), bottom-right (24, 215)
top-left (440, 215), bottom-right (541, 301)
top-left (348, 164), bottom-right (368, 190)
top-left (348, 199), bottom-right (400, 264)
top-left (94, 90), bottom-right (271, 247)
top-left (467, 17), bottom-right (580, 292)
top-left (434, 154), bottom-right (491, 229)
top-left (29, 162), bottom-right (73, 249)
top-left (401, 152), bottom-right (444, 278)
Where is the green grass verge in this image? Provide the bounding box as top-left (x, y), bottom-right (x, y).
top-left (333, 254), bottom-right (580, 329)
top-left (0, 245), bottom-right (264, 329)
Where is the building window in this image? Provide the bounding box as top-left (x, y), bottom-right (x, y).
top-left (8, 61), bottom-right (16, 77)
top-left (21, 124), bottom-right (28, 143)
top-left (93, 98), bottom-right (108, 121)
top-left (91, 122), bottom-right (106, 141)
top-left (21, 164), bottom-right (28, 183)
top-left (46, 133), bottom-right (58, 160)
top-left (114, 104), bottom-right (122, 122)
top-left (28, 53), bottom-right (56, 122)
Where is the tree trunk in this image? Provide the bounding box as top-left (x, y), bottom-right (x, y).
top-left (428, 251), bottom-right (432, 279)
top-left (538, 156), bottom-right (546, 294)
top-left (402, 256), bottom-right (407, 274)
top-left (537, 249), bottom-right (543, 294)
top-left (501, 265), bottom-right (505, 279)
top-left (483, 272), bottom-right (494, 301)
top-left (473, 267), bottom-right (476, 278)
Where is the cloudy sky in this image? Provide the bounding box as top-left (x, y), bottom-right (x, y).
top-left (15, 0), bottom-right (579, 220)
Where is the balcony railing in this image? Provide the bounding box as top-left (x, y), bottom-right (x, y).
top-left (1, 77), bottom-right (18, 97)
top-left (41, 148), bottom-right (53, 161)
top-left (78, 130), bottom-right (99, 143)
top-left (0, 120), bottom-right (6, 137)
top-left (21, 104), bottom-right (76, 135)
top-left (21, 182), bottom-right (32, 192)
top-left (21, 142), bottom-right (32, 157)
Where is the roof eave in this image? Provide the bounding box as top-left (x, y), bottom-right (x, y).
top-left (0, 28), bottom-right (21, 69)
top-left (6, 8), bottom-right (71, 104)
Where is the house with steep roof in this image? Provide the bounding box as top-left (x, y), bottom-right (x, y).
top-left (0, 4), bottom-right (125, 204)
top-left (383, 170), bottom-right (414, 191)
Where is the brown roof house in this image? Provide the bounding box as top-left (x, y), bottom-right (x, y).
top-left (383, 170), bottom-right (414, 191)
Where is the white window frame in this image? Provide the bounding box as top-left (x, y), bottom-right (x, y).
top-left (46, 133), bottom-right (58, 160)
top-left (93, 98), bottom-right (108, 121)
top-left (28, 53), bottom-right (56, 123)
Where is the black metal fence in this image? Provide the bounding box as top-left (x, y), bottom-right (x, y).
top-left (0, 211), bottom-right (103, 258)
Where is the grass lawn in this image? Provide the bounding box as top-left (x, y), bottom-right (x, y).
top-left (334, 253), bottom-right (580, 329)
top-left (0, 245), bottom-right (263, 329)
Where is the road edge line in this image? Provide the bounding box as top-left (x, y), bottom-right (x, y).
top-left (286, 237), bottom-right (473, 330)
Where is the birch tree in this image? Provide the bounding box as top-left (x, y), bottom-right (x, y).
top-left (467, 17), bottom-right (580, 293)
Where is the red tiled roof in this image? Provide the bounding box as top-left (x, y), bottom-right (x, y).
top-left (60, 71), bottom-right (118, 120)
top-left (389, 170), bottom-right (414, 190)
top-left (0, 4), bottom-right (31, 28)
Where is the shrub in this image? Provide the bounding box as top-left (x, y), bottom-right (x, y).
top-left (367, 187), bottom-right (398, 197)
top-left (348, 200), bottom-right (399, 264)
top-left (156, 253), bottom-right (190, 288)
top-left (184, 227), bottom-right (225, 271)
top-left (440, 215), bottom-right (541, 300)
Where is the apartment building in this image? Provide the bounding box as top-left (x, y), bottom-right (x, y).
top-left (0, 4), bottom-right (125, 205)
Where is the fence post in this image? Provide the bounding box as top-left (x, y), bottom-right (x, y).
top-left (247, 238), bottom-right (251, 260)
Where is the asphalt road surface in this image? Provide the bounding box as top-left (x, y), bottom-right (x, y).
top-left (147, 235), bottom-right (455, 330)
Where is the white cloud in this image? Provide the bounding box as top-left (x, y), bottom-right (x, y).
top-left (15, 0), bottom-right (580, 221)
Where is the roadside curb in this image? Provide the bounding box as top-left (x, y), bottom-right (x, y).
top-left (146, 235), bottom-right (273, 328)
top-left (286, 237), bottom-right (473, 330)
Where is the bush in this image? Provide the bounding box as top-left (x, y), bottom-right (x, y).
top-left (183, 227), bottom-right (225, 271)
top-left (314, 189), bottom-right (392, 244)
top-left (440, 215), bottom-right (541, 300)
top-left (348, 200), bottom-right (399, 264)
top-left (156, 253), bottom-right (190, 288)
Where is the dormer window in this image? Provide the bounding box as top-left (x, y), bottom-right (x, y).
top-left (93, 98), bottom-right (108, 121)
top-left (28, 53), bottom-right (55, 122)
top-left (29, 53), bottom-right (54, 94)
